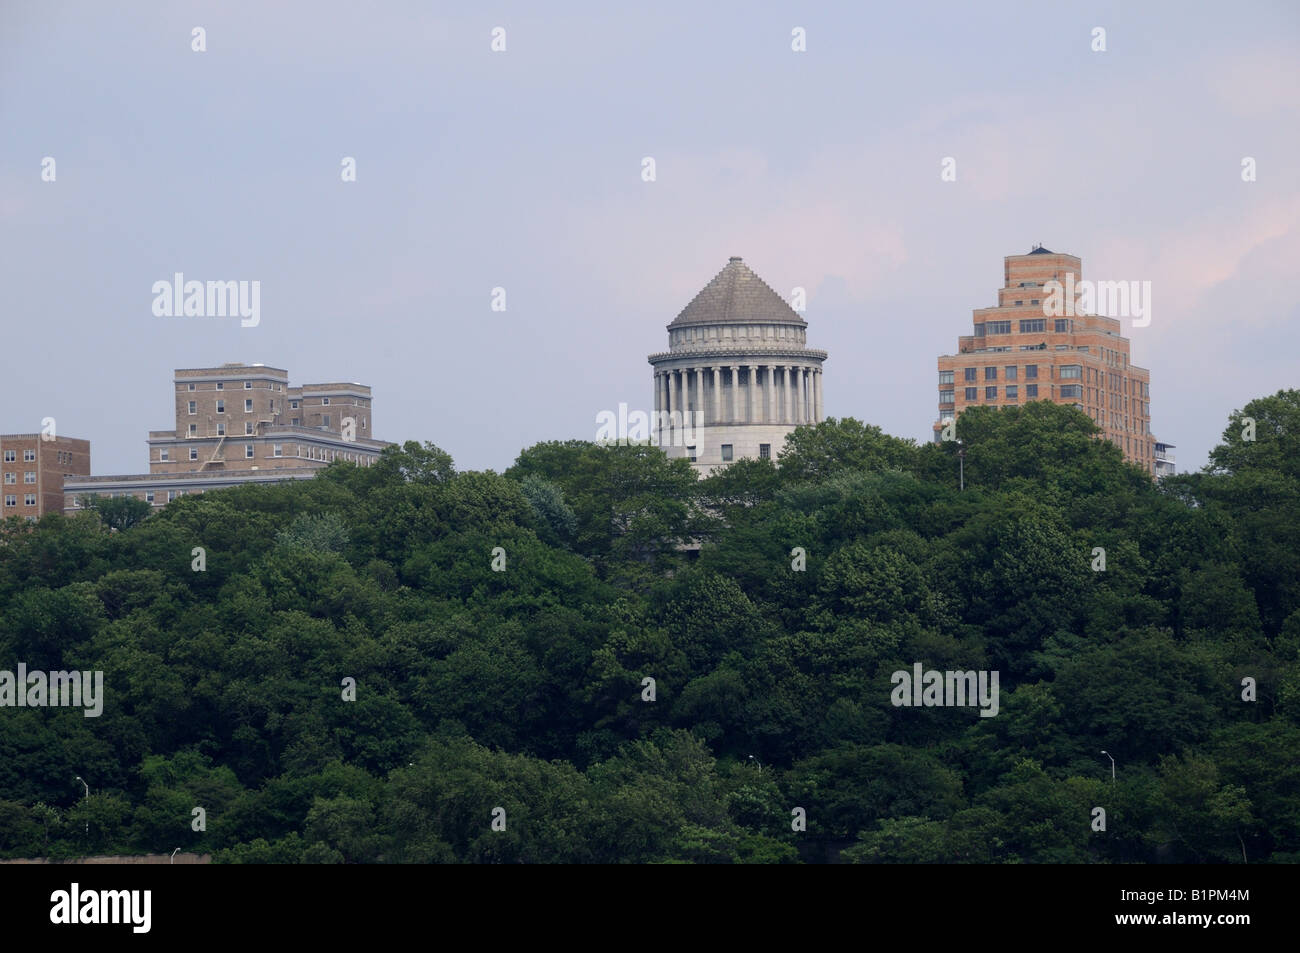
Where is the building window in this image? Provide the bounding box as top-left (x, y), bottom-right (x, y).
top-left (686, 445), bottom-right (696, 463)
top-left (245, 445), bottom-right (254, 459)
top-left (188, 424), bottom-right (197, 436)
top-left (167, 491), bottom-right (176, 502)
top-left (1060, 384), bottom-right (1083, 398)
top-left (721, 444), bottom-right (733, 462)
top-left (985, 386), bottom-right (997, 400)
top-left (965, 387), bottom-right (978, 401)
top-left (160, 449), bottom-right (169, 461)
top-left (939, 389), bottom-right (954, 404)
top-left (939, 370), bottom-right (954, 385)
top-left (291, 418), bottom-right (300, 426)
top-left (1025, 365), bottom-right (1038, 379)
top-left (322, 415), bottom-right (330, 427)
top-left (759, 443), bottom-right (771, 460)
top-left (1031, 299), bottom-right (1040, 306)
top-left (2, 473), bottom-right (12, 485)
top-left (273, 444), bottom-right (283, 457)
top-left (1054, 319), bottom-right (1071, 333)
top-left (244, 381), bottom-right (252, 389)
top-left (1005, 365), bottom-right (1018, 380)
top-left (985, 367), bottom-right (997, 380)
top-left (1014, 300), bottom-right (1023, 306)
top-left (188, 401), bottom-right (196, 415)
top-left (1026, 384), bottom-right (1038, 398)
top-left (1006, 385), bottom-right (1018, 400)
top-left (24, 494), bottom-right (36, 506)
top-left (964, 367), bottom-right (977, 382)
top-left (987, 320), bottom-right (1011, 335)
top-left (1019, 319), bottom-right (1045, 333)
top-left (23, 449), bottom-right (35, 462)
top-left (322, 397), bottom-right (330, 405)
top-left (217, 423), bottom-right (226, 435)
top-left (2, 450), bottom-right (12, 462)
top-left (145, 492), bottom-right (154, 503)
top-left (291, 400), bottom-right (299, 409)
top-left (973, 323), bottom-right (985, 337)
top-left (189, 448), bottom-right (198, 461)
top-left (216, 400), bottom-right (225, 413)
top-left (245, 422), bottom-right (254, 435)
top-left (244, 399), bottom-right (253, 412)
top-left (1060, 364), bottom-right (1082, 379)
top-left (188, 383), bottom-right (195, 391)
top-left (3, 495), bottom-right (14, 507)
top-left (216, 382), bottom-right (224, 390)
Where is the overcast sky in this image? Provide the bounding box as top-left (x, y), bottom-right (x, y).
top-left (4, 1), bottom-right (1297, 477)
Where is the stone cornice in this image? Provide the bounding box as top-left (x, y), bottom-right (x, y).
top-left (648, 348), bottom-right (827, 365)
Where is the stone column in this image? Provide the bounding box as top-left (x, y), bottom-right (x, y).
top-left (695, 367), bottom-right (706, 425)
top-left (652, 372), bottom-right (661, 445)
top-left (814, 367), bottom-right (823, 422)
top-left (801, 367), bottom-right (811, 423)
top-left (711, 366), bottom-right (721, 424)
top-left (729, 366), bottom-right (739, 423)
top-left (767, 365), bottom-right (777, 423)
top-left (782, 367), bottom-right (793, 423)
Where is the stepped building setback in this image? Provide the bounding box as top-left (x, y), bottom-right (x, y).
top-left (63, 363), bottom-right (392, 510)
top-left (934, 247), bottom-right (1158, 474)
top-left (648, 257), bottom-right (828, 475)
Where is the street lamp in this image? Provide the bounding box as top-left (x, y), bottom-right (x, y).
top-left (747, 755), bottom-right (762, 775)
top-left (1100, 750), bottom-right (1115, 782)
top-left (74, 776), bottom-right (89, 835)
top-left (956, 440), bottom-right (966, 492)
top-left (171, 848), bottom-right (180, 864)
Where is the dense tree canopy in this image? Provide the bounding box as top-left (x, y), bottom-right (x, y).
top-left (1, 395), bottom-right (1296, 863)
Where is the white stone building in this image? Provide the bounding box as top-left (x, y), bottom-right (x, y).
top-left (648, 257), bottom-right (828, 475)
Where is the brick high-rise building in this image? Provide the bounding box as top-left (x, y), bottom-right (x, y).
top-left (934, 247), bottom-right (1157, 474)
top-left (65, 363), bottom-right (391, 510)
top-left (0, 434), bottom-right (91, 520)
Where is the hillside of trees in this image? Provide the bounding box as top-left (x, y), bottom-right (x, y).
top-left (1, 392), bottom-right (1298, 863)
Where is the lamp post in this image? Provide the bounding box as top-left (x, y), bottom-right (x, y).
top-left (1101, 750), bottom-right (1115, 782)
top-left (747, 755), bottom-right (762, 775)
top-left (956, 440), bottom-right (966, 491)
top-left (74, 776), bottom-right (89, 835)
top-left (171, 848), bottom-right (180, 864)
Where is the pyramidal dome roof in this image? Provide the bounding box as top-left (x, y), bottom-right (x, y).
top-left (669, 257), bottom-right (806, 329)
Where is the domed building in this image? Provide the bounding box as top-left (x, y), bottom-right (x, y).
top-left (648, 257), bottom-right (828, 474)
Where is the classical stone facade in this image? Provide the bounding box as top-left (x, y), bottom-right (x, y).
top-left (648, 257), bottom-right (827, 475)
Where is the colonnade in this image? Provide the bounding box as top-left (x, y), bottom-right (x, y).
top-left (653, 364), bottom-right (823, 426)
